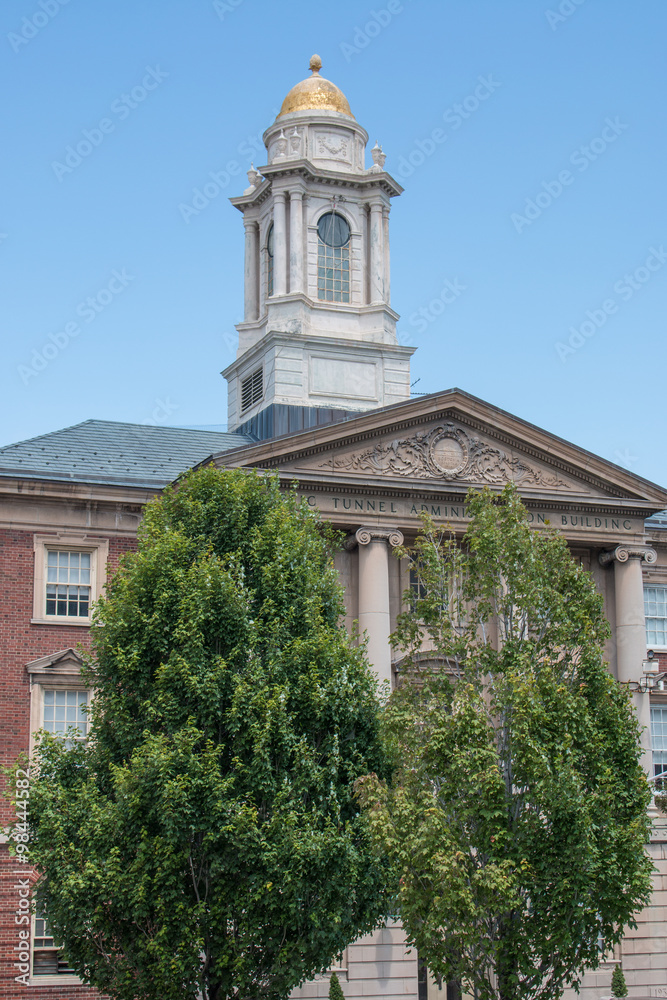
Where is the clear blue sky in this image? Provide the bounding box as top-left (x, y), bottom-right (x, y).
top-left (2, 0), bottom-right (666, 487)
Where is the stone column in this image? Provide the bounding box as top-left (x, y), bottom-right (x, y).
top-left (369, 200), bottom-right (384, 305)
top-left (243, 218), bottom-right (259, 321)
top-left (382, 206), bottom-right (391, 305)
top-left (289, 188), bottom-right (304, 295)
top-left (600, 544), bottom-right (658, 775)
top-left (272, 191), bottom-right (287, 296)
top-left (355, 527), bottom-right (403, 689)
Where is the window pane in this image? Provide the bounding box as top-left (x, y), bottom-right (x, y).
top-left (645, 586), bottom-right (667, 646)
top-left (45, 550), bottom-right (92, 617)
top-left (42, 689), bottom-right (88, 739)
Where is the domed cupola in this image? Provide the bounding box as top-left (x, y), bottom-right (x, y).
top-left (223, 55), bottom-right (414, 438)
top-left (277, 55), bottom-right (354, 119)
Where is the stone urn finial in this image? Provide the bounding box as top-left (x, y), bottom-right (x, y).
top-left (371, 141), bottom-right (386, 169)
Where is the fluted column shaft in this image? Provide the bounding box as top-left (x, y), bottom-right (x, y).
top-left (243, 219), bottom-right (259, 321)
top-left (600, 544), bottom-right (657, 775)
top-left (289, 189), bottom-right (304, 295)
top-left (355, 527), bottom-right (403, 689)
top-left (272, 191), bottom-right (287, 296)
top-left (369, 200), bottom-right (385, 305)
top-left (382, 206), bottom-right (391, 305)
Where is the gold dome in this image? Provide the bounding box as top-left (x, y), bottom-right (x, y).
top-left (277, 54), bottom-right (354, 119)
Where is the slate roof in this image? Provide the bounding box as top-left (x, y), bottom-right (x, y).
top-left (0, 420), bottom-right (255, 488)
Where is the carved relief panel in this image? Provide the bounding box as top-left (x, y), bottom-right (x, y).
top-left (317, 422), bottom-right (581, 491)
top-left (312, 129), bottom-right (352, 165)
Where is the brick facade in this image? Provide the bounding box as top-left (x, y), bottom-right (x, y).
top-left (0, 523), bottom-right (136, 998)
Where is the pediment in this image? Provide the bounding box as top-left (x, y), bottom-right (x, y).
top-left (310, 420), bottom-right (592, 496)
top-left (26, 648), bottom-right (86, 684)
top-left (215, 389), bottom-right (667, 510)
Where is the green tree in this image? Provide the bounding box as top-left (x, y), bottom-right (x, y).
top-left (611, 965), bottom-right (628, 997)
top-left (328, 971), bottom-right (346, 1000)
top-left (357, 484), bottom-right (652, 1000)
top-left (26, 467), bottom-right (390, 1000)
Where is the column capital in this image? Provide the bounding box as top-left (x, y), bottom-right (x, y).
top-left (355, 526), bottom-right (404, 548)
top-left (273, 190), bottom-right (287, 203)
top-left (288, 185), bottom-right (305, 199)
top-left (599, 544), bottom-right (657, 567)
top-left (242, 217), bottom-right (258, 231)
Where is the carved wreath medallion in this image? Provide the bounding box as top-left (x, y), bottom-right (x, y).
top-left (319, 422), bottom-right (569, 489)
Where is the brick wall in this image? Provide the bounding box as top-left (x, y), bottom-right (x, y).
top-left (0, 528), bottom-right (135, 998)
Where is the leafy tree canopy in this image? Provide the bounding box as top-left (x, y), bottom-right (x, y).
top-left (357, 484), bottom-right (652, 1000)
top-left (26, 467), bottom-right (390, 1000)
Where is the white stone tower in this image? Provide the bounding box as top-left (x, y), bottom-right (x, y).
top-left (222, 55), bottom-right (415, 438)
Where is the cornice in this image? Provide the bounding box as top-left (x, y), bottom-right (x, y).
top-left (0, 475), bottom-right (158, 506)
top-left (229, 160), bottom-right (402, 209)
top-left (214, 390), bottom-right (667, 507)
top-left (222, 329), bottom-right (409, 380)
top-left (272, 474), bottom-right (660, 518)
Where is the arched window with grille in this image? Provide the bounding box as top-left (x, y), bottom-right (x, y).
top-left (317, 211), bottom-right (350, 302)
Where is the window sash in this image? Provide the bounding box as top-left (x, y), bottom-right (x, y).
top-left (43, 689), bottom-right (89, 740)
top-left (45, 550), bottom-right (91, 618)
top-left (645, 586), bottom-right (667, 646)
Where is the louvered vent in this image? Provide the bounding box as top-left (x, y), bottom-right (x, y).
top-left (241, 367), bottom-right (263, 413)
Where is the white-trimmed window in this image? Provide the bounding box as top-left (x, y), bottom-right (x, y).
top-left (43, 689), bottom-right (89, 740)
top-left (32, 913), bottom-right (75, 978)
top-left (317, 211), bottom-right (350, 303)
top-left (26, 648), bottom-right (91, 754)
top-left (46, 551), bottom-right (91, 618)
top-left (645, 585), bottom-right (667, 647)
top-left (24, 650), bottom-right (88, 985)
top-left (652, 706), bottom-right (667, 786)
top-left (32, 534), bottom-right (108, 625)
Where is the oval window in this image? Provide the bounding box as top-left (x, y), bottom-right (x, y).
top-left (317, 212), bottom-right (350, 248)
